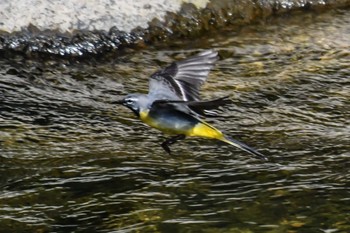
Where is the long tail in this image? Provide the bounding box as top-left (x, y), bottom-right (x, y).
top-left (220, 136), bottom-right (268, 161)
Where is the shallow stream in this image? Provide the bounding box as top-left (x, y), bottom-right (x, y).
top-left (1, 9), bottom-right (349, 232)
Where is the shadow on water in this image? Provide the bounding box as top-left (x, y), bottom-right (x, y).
top-left (0, 9), bottom-right (350, 233)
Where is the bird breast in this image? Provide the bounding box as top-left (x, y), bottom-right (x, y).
top-left (139, 108), bottom-right (197, 135)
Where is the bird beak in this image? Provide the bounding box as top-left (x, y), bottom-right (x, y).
top-left (112, 100), bottom-right (124, 105)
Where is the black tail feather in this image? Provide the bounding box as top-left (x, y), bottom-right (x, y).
top-left (222, 136), bottom-right (268, 161)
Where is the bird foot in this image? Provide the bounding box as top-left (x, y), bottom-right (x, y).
top-left (160, 134), bottom-right (186, 155)
top-left (161, 141), bottom-right (172, 154)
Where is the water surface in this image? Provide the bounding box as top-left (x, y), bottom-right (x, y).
top-left (0, 9), bottom-right (350, 232)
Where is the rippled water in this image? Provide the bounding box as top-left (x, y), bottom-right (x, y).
top-left (1, 9), bottom-right (350, 232)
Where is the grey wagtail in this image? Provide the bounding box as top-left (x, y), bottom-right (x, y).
top-left (116, 50), bottom-right (267, 160)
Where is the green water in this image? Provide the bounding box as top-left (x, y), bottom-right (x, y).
top-left (1, 9), bottom-right (349, 233)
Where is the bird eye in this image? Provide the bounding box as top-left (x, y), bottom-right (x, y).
top-left (125, 98), bottom-right (134, 105)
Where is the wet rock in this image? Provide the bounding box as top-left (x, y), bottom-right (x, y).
top-left (0, 0), bottom-right (350, 60)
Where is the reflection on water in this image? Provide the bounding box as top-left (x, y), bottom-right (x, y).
top-left (1, 9), bottom-right (350, 232)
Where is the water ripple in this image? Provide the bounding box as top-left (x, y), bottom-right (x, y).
top-left (1, 8), bottom-right (350, 232)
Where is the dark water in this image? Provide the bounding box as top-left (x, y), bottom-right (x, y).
top-left (1, 9), bottom-right (350, 233)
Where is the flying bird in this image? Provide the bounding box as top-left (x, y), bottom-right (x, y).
top-left (116, 50), bottom-right (267, 160)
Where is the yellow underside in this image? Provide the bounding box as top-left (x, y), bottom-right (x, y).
top-left (187, 122), bottom-right (224, 139)
top-left (139, 110), bottom-right (175, 133)
top-left (140, 110), bottom-right (152, 125)
top-left (139, 110), bottom-right (224, 140)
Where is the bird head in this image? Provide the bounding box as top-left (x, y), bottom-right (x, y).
top-left (115, 94), bottom-right (142, 117)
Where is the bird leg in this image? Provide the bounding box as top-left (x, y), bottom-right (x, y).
top-left (161, 134), bottom-right (186, 154)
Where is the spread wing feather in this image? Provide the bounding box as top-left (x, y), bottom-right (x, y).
top-left (151, 96), bottom-right (232, 117)
top-left (148, 50), bottom-right (218, 101)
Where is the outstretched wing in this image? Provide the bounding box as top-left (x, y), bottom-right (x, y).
top-left (148, 50), bottom-right (218, 101)
top-left (151, 96), bottom-right (232, 118)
